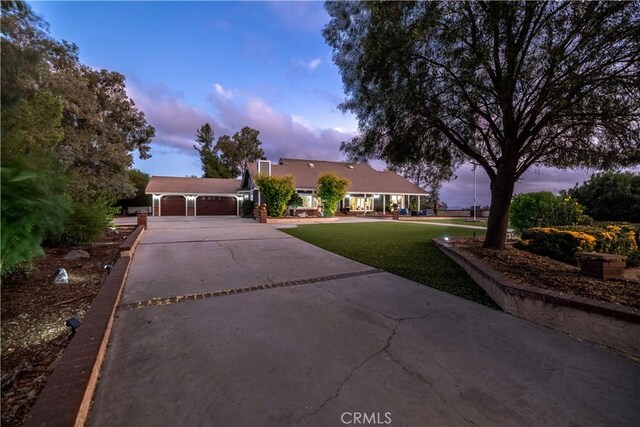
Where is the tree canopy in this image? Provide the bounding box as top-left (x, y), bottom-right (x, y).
top-left (216, 126), bottom-right (265, 178)
top-left (324, 1), bottom-right (640, 248)
top-left (194, 124), bottom-right (264, 178)
top-left (1, 1), bottom-right (155, 273)
top-left (567, 171), bottom-right (640, 223)
top-left (194, 123), bottom-right (233, 178)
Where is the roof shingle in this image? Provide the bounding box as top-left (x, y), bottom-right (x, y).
top-left (246, 159), bottom-right (427, 194)
top-left (146, 176), bottom-right (240, 194)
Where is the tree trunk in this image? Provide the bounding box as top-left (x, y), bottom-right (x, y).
top-left (483, 165), bottom-right (516, 249)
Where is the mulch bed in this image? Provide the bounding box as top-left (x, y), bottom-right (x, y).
top-left (452, 238), bottom-right (640, 310)
top-left (1, 226), bottom-right (134, 427)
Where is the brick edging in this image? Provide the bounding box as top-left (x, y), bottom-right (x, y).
top-left (432, 238), bottom-right (640, 324)
top-left (24, 226), bottom-right (145, 427)
top-left (119, 225), bottom-right (144, 256)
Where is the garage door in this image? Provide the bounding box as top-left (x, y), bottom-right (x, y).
top-left (196, 196), bottom-right (236, 216)
top-left (160, 196), bottom-right (186, 216)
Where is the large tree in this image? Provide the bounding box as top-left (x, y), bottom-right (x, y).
top-left (568, 171), bottom-right (640, 223)
top-left (324, 1), bottom-right (640, 248)
top-left (216, 126), bottom-right (265, 177)
top-left (194, 123), bottom-right (233, 178)
top-left (1, 0), bottom-right (155, 270)
top-left (2, 0), bottom-right (155, 203)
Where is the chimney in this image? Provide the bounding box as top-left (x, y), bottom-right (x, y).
top-left (258, 159), bottom-right (271, 176)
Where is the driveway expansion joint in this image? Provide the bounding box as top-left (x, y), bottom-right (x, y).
top-left (118, 268), bottom-right (385, 311)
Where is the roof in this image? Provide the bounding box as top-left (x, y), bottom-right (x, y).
top-left (146, 176), bottom-right (241, 195)
top-left (245, 158), bottom-right (427, 195)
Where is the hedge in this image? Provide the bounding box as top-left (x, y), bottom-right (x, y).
top-left (517, 224), bottom-right (640, 266)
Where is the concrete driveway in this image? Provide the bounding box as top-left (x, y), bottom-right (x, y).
top-left (89, 217), bottom-right (639, 427)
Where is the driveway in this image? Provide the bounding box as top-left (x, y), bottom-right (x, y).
top-left (89, 217), bottom-right (639, 427)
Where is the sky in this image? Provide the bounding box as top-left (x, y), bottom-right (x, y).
top-left (30, 1), bottom-right (610, 208)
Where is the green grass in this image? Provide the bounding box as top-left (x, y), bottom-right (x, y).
top-left (281, 222), bottom-right (498, 308)
top-left (406, 218), bottom-right (488, 227)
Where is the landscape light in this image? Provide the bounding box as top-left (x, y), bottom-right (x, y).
top-left (444, 237), bottom-right (450, 242)
top-left (65, 317), bottom-right (81, 334)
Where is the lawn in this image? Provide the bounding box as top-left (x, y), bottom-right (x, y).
top-left (405, 218), bottom-right (488, 227)
top-left (281, 222), bottom-right (498, 308)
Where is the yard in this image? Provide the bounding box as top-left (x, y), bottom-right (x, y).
top-left (281, 222), bottom-right (497, 308)
top-left (405, 218), bottom-right (488, 227)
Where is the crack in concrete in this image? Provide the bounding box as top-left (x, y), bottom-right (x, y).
top-left (217, 241), bottom-right (276, 284)
top-left (296, 311), bottom-right (433, 422)
top-left (384, 349), bottom-right (479, 427)
top-left (296, 322), bottom-right (401, 422)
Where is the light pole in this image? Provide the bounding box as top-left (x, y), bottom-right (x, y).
top-left (471, 162), bottom-right (478, 222)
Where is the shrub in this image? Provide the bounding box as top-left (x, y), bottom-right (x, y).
top-left (254, 175), bottom-right (295, 217)
top-left (317, 173), bottom-right (350, 217)
top-left (288, 193), bottom-right (303, 210)
top-left (627, 250), bottom-right (640, 268)
top-left (45, 198), bottom-right (114, 246)
top-left (568, 171), bottom-right (640, 223)
top-left (240, 199), bottom-right (255, 218)
top-left (1, 163), bottom-right (70, 274)
top-left (517, 224), bottom-right (640, 265)
top-left (517, 228), bottom-right (596, 264)
top-left (510, 191), bottom-right (590, 232)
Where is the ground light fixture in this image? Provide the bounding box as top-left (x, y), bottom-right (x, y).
top-left (65, 317), bottom-right (81, 335)
top-left (444, 237), bottom-right (450, 242)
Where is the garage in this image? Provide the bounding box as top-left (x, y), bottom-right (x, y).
top-left (146, 177), bottom-right (241, 216)
top-left (196, 196), bottom-right (236, 216)
top-left (160, 195), bottom-right (186, 216)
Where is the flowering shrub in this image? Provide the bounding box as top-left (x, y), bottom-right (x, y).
top-left (517, 224), bottom-right (640, 266)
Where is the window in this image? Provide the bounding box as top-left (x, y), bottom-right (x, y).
top-left (301, 195), bottom-right (316, 208)
top-left (349, 197), bottom-right (373, 211)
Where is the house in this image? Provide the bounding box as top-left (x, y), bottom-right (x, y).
top-left (146, 158), bottom-right (428, 216)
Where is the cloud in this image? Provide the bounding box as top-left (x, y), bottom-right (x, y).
top-left (308, 58), bottom-right (322, 70)
top-left (213, 83), bottom-right (233, 100)
top-left (292, 57), bottom-right (323, 72)
top-left (127, 83), bottom-right (230, 153)
top-left (209, 89), bottom-right (355, 161)
top-left (128, 82), bottom-right (355, 166)
top-left (439, 164), bottom-right (606, 209)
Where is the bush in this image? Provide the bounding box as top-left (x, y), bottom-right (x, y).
top-left (517, 224), bottom-right (640, 265)
top-left (240, 199), bottom-right (255, 218)
top-left (1, 162), bottom-right (70, 274)
top-left (46, 198), bottom-right (115, 246)
top-left (254, 175), bottom-right (295, 217)
top-left (510, 191), bottom-right (590, 232)
top-left (317, 173), bottom-right (350, 217)
top-left (517, 228), bottom-right (596, 264)
top-left (288, 193), bottom-right (303, 210)
top-left (568, 171), bottom-right (640, 223)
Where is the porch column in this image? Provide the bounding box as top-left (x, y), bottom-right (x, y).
top-left (158, 195), bottom-right (162, 217)
top-left (194, 196), bottom-right (198, 216)
top-left (364, 193), bottom-right (367, 214)
top-left (382, 194), bottom-right (386, 216)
